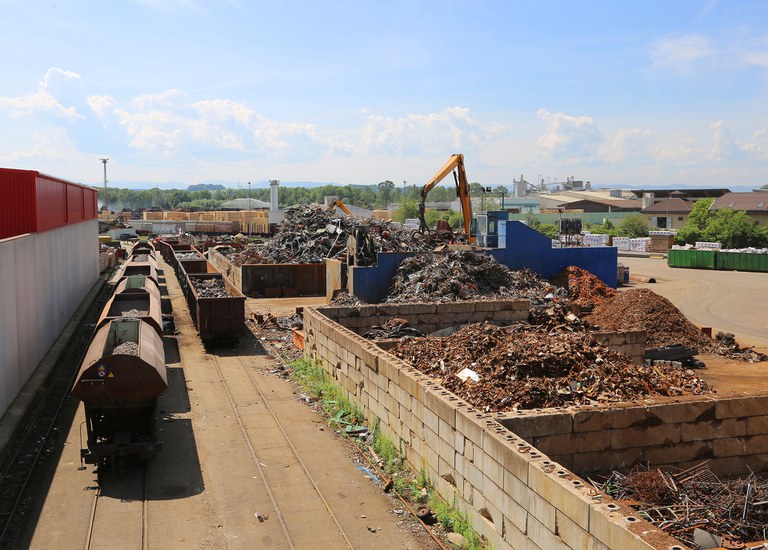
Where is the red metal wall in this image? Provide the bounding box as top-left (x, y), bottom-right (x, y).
top-left (0, 168), bottom-right (97, 240)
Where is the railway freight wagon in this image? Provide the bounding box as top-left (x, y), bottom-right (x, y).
top-left (96, 275), bottom-right (163, 336)
top-left (184, 272), bottom-right (246, 345)
top-left (72, 318), bottom-right (167, 466)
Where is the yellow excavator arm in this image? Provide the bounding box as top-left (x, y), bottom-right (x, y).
top-left (326, 199), bottom-right (353, 216)
top-left (418, 153), bottom-right (475, 243)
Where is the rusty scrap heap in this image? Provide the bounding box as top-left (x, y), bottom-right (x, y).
top-left (229, 204), bottom-right (432, 265)
top-left (594, 462), bottom-right (768, 549)
top-left (586, 288), bottom-right (767, 362)
top-left (392, 322), bottom-right (711, 411)
top-left (551, 265), bottom-right (618, 308)
top-left (385, 251), bottom-right (568, 306)
top-left (190, 277), bottom-right (230, 298)
top-left (586, 288), bottom-right (713, 350)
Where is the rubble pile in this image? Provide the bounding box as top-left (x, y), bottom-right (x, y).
top-left (551, 266), bottom-right (617, 307)
top-left (586, 288), bottom-right (714, 351)
top-left (123, 308), bottom-right (145, 317)
top-left (229, 204), bottom-right (432, 265)
top-left (392, 322), bottom-right (711, 411)
top-left (132, 254), bottom-right (149, 262)
top-left (191, 277), bottom-right (230, 298)
top-left (113, 342), bottom-right (140, 356)
top-left (714, 331), bottom-right (768, 362)
top-left (385, 251), bottom-right (568, 307)
top-left (362, 318), bottom-right (425, 340)
top-left (593, 462), bottom-right (768, 549)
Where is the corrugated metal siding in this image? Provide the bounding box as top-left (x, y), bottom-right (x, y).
top-left (1, 168), bottom-right (97, 239)
top-left (0, 169), bottom-right (36, 239)
top-left (35, 175), bottom-right (67, 232)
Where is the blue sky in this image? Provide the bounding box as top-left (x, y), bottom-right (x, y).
top-left (1, 0), bottom-right (767, 189)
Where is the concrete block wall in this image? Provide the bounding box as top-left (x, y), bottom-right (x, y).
top-left (318, 300), bottom-right (530, 335)
top-left (303, 306), bottom-right (686, 550)
top-left (0, 220), bottom-right (99, 417)
top-left (499, 395), bottom-right (768, 477)
top-left (589, 330), bottom-right (646, 364)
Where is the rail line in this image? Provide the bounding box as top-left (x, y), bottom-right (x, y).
top-left (0, 281), bottom-right (110, 548)
top-left (210, 351), bottom-right (356, 550)
top-left (84, 467), bottom-right (148, 550)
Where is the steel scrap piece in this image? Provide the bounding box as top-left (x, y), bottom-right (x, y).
top-left (385, 250), bottom-right (568, 308)
top-left (391, 322), bottom-right (712, 411)
top-left (190, 277), bottom-right (230, 298)
top-left (228, 204), bottom-right (433, 265)
top-left (594, 462), bottom-right (768, 550)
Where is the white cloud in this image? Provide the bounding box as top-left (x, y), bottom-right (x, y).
top-left (87, 95), bottom-right (117, 122)
top-left (599, 128), bottom-right (659, 164)
top-left (0, 67), bottom-right (83, 120)
top-left (0, 129), bottom-right (80, 164)
top-left (357, 106), bottom-right (502, 156)
top-left (536, 109), bottom-right (604, 161)
top-left (649, 34), bottom-right (717, 71)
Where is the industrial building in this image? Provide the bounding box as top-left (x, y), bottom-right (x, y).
top-left (0, 168), bottom-right (98, 419)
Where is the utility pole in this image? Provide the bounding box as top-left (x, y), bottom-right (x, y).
top-left (100, 158), bottom-right (109, 211)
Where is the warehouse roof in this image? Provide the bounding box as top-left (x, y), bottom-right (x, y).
top-left (219, 198), bottom-right (270, 210)
top-left (710, 191), bottom-right (768, 213)
top-left (642, 197), bottom-right (695, 214)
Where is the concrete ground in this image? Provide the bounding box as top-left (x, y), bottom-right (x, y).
top-left (24, 262), bottom-right (433, 550)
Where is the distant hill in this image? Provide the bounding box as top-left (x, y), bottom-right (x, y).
top-left (188, 183), bottom-right (225, 191)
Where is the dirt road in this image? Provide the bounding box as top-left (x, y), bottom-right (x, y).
top-left (620, 257), bottom-right (768, 349)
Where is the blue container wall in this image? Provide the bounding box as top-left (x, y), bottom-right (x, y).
top-left (492, 222), bottom-right (617, 286)
top-left (350, 252), bottom-right (415, 303)
top-left (350, 221), bottom-right (617, 303)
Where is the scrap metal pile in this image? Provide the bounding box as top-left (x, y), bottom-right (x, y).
top-left (113, 342), bottom-right (140, 356)
top-left (228, 204), bottom-right (432, 265)
top-left (392, 322), bottom-right (711, 411)
top-left (132, 254), bottom-right (150, 262)
top-left (586, 288), bottom-right (714, 350)
top-left (385, 251), bottom-right (568, 307)
top-left (586, 288), bottom-right (767, 362)
top-left (593, 462), bottom-right (768, 549)
top-left (175, 252), bottom-right (202, 261)
top-left (190, 278), bottom-right (230, 298)
top-left (362, 318), bottom-right (424, 340)
top-left (551, 266), bottom-right (617, 308)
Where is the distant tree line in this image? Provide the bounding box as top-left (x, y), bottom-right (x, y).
top-left (98, 180), bottom-right (498, 212)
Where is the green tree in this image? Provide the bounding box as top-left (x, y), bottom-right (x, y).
top-left (377, 180), bottom-right (395, 208)
top-left (687, 198), bottom-right (715, 229)
top-left (393, 199), bottom-right (419, 223)
top-left (616, 214), bottom-right (649, 238)
top-left (702, 209), bottom-right (762, 248)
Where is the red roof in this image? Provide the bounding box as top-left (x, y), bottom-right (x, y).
top-left (641, 197), bottom-right (694, 214)
top-left (710, 192), bottom-right (768, 213)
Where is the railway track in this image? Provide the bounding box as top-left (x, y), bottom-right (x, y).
top-left (210, 349), bottom-right (357, 550)
top-left (0, 281), bottom-right (111, 549)
top-left (84, 466), bottom-right (148, 550)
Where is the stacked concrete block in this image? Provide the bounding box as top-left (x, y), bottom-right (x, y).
top-left (318, 300), bottom-right (530, 336)
top-left (304, 304), bottom-right (690, 549)
top-left (498, 395), bottom-right (768, 478)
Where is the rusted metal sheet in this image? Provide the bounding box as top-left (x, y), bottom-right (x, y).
top-left (72, 319), bottom-right (167, 406)
top-left (96, 280), bottom-right (163, 336)
top-left (242, 263), bottom-right (326, 297)
top-left (110, 261), bottom-right (159, 286)
top-left (185, 272), bottom-right (246, 343)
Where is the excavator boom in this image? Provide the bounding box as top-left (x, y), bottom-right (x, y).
top-left (418, 153), bottom-right (475, 243)
top-left (327, 199), bottom-right (353, 216)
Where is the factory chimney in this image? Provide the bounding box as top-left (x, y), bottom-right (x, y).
top-left (269, 180), bottom-right (280, 211)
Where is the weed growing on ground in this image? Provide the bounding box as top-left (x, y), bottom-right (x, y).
top-left (289, 359), bottom-right (489, 549)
